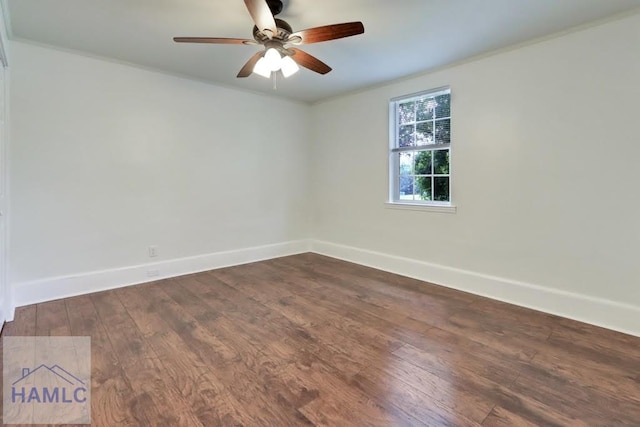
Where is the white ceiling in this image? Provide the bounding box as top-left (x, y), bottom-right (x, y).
top-left (5, 0), bottom-right (640, 103)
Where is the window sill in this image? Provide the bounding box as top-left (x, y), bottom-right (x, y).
top-left (385, 202), bottom-right (457, 214)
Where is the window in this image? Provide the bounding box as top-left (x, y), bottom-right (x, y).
top-left (389, 88), bottom-right (451, 206)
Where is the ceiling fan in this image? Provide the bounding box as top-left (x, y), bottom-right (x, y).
top-left (173, 0), bottom-right (364, 79)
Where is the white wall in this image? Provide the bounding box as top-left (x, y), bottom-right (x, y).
top-left (9, 42), bottom-right (310, 299)
top-left (310, 13), bottom-right (640, 333)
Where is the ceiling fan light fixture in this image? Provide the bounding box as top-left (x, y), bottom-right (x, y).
top-left (281, 55), bottom-right (300, 78)
top-left (174, 0), bottom-right (365, 80)
top-left (264, 48), bottom-right (283, 71)
top-left (253, 57), bottom-right (272, 78)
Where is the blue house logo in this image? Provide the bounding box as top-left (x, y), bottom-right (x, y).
top-left (3, 336), bottom-right (91, 424)
top-left (11, 364), bottom-right (88, 404)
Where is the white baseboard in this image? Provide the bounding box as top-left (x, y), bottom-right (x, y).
top-left (10, 238), bottom-right (640, 338)
top-left (310, 240), bottom-right (640, 338)
top-left (11, 240), bottom-right (310, 311)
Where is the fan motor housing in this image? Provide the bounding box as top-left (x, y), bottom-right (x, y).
top-left (253, 18), bottom-right (293, 42)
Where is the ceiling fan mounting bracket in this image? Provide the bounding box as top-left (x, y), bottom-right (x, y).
top-left (266, 0), bottom-right (283, 16)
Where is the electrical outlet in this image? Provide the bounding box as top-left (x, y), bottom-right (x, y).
top-left (148, 245), bottom-right (159, 258)
top-left (147, 269), bottom-right (160, 278)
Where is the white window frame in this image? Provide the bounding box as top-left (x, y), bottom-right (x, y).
top-left (387, 87), bottom-right (455, 212)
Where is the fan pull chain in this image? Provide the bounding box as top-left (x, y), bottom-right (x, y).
top-left (272, 72), bottom-right (277, 90)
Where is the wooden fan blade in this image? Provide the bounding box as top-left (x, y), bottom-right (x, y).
top-left (173, 37), bottom-right (256, 45)
top-left (237, 51), bottom-right (265, 78)
top-left (244, 0), bottom-right (278, 37)
top-left (289, 22), bottom-right (364, 45)
top-left (289, 48), bottom-right (332, 75)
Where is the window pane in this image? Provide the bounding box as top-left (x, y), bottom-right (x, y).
top-left (435, 119), bottom-right (451, 144)
top-left (399, 176), bottom-right (414, 200)
top-left (414, 151), bottom-right (432, 175)
top-left (434, 177), bottom-right (450, 201)
top-left (416, 176), bottom-right (432, 201)
top-left (391, 89), bottom-right (450, 205)
top-left (399, 124), bottom-right (415, 147)
top-left (435, 94), bottom-right (451, 118)
top-left (416, 98), bottom-right (435, 121)
top-left (415, 122), bottom-right (434, 145)
top-left (399, 102), bottom-right (415, 124)
top-left (434, 150), bottom-right (450, 174)
top-left (399, 152), bottom-right (413, 175)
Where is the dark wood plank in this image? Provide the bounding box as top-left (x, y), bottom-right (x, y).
top-left (115, 284), bottom-right (261, 426)
top-left (36, 299), bottom-right (70, 336)
top-left (0, 306), bottom-right (37, 426)
top-left (250, 263), bottom-right (435, 348)
top-left (352, 354), bottom-right (489, 426)
top-left (1, 305), bottom-right (37, 336)
top-left (392, 329), bottom-right (525, 386)
top-left (279, 358), bottom-right (420, 426)
top-left (272, 255), bottom-right (471, 327)
top-left (509, 359), bottom-right (640, 425)
top-left (91, 290), bottom-right (204, 426)
top-left (168, 273), bottom-right (365, 380)
top-left (3, 253), bottom-right (640, 426)
top-left (149, 278), bottom-right (317, 425)
top-left (481, 404), bottom-right (588, 427)
top-left (65, 295), bottom-right (139, 427)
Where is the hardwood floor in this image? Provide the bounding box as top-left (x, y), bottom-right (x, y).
top-left (2, 253), bottom-right (640, 426)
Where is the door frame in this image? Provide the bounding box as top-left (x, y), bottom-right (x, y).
top-left (0, 0), bottom-right (9, 326)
